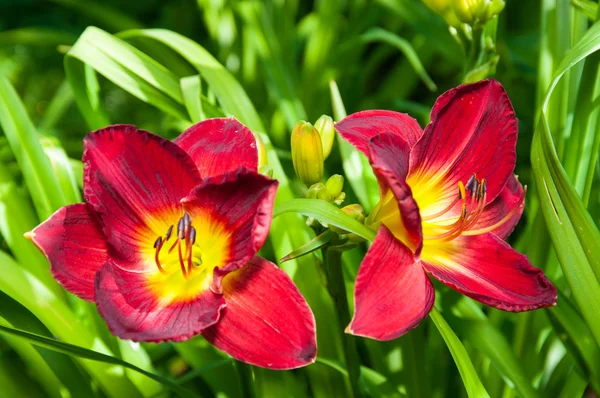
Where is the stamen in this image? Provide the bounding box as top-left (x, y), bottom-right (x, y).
top-left (177, 234), bottom-right (187, 279)
top-left (422, 181), bottom-right (466, 221)
top-left (425, 204), bottom-right (467, 240)
top-left (153, 237), bottom-right (166, 274)
top-left (463, 186), bottom-right (526, 236)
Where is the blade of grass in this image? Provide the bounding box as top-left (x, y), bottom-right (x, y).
top-left (0, 324), bottom-right (200, 398)
top-left (0, 77), bottom-right (67, 220)
top-left (273, 199), bottom-right (376, 241)
top-left (361, 28), bottom-right (437, 91)
top-left (429, 307), bottom-right (490, 398)
top-left (0, 250), bottom-right (141, 398)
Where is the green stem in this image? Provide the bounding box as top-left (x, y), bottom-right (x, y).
top-left (235, 361), bottom-right (257, 398)
top-left (324, 248), bottom-right (363, 398)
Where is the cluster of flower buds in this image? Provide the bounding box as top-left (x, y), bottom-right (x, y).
top-left (306, 175), bottom-right (345, 205)
top-left (453, 0), bottom-right (505, 25)
top-left (291, 116), bottom-right (335, 187)
top-left (421, 0), bottom-right (504, 27)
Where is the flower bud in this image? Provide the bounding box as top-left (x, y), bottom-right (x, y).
top-left (422, 0), bottom-right (461, 27)
top-left (452, 0), bottom-right (505, 25)
top-left (341, 204), bottom-right (366, 224)
top-left (330, 204), bottom-right (366, 235)
top-left (306, 183), bottom-right (327, 200)
top-left (314, 115), bottom-right (335, 159)
top-left (258, 165), bottom-right (273, 178)
top-left (291, 121), bottom-right (324, 186)
top-left (255, 133), bottom-right (268, 168)
top-left (325, 175), bottom-right (344, 198)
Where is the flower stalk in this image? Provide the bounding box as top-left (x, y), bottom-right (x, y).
top-left (323, 247), bottom-right (363, 398)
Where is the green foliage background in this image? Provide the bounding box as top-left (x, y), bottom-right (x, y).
top-left (1, 0), bottom-right (600, 397)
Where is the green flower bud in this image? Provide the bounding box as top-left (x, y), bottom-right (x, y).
top-left (325, 174), bottom-right (344, 198)
top-left (291, 121), bottom-right (324, 186)
top-left (306, 182), bottom-right (327, 200)
top-left (255, 133), bottom-right (269, 168)
top-left (422, 0), bottom-right (462, 27)
top-left (330, 204), bottom-right (366, 235)
top-left (258, 165), bottom-right (273, 178)
top-left (453, 0), bottom-right (505, 25)
top-left (314, 115), bottom-right (335, 159)
top-left (341, 204), bottom-right (366, 224)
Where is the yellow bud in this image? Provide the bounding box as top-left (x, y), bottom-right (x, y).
top-left (453, 0), bottom-right (504, 25)
top-left (422, 0), bottom-right (461, 27)
top-left (314, 115), bottom-right (335, 159)
top-left (306, 182), bottom-right (327, 200)
top-left (341, 204), bottom-right (366, 224)
top-left (325, 174), bottom-right (344, 198)
top-left (255, 133), bottom-right (268, 168)
top-left (258, 165), bottom-right (273, 178)
top-left (422, 0), bottom-right (452, 14)
top-left (291, 121), bottom-right (324, 186)
top-left (330, 204), bottom-right (366, 235)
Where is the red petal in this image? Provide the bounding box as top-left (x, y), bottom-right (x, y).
top-left (335, 110), bottom-right (423, 156)
top-left (348, 227), bottom-right (435, 341)
top-left (174, 118), bottom-right (259, 178)
top-left (83, 125), bottom-right (201, 270)
top-left (421, 234), bottom-right (556, 311)
top-left (368, 133), bottom-right (422, 253)
top-left (471, 174), bottom-right (525, 239)
top-left (26, 204), bottom-right (106, 301)
top-left (95, 261), bottom-right (226, 342)
top-left (409, 79), bottom-right (517, 205)
top-left (202, 257), bottom-right (316, 369)
top-left (181, 169), bottom-right (278, 287)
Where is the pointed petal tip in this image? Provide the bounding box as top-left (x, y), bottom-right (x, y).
top-left (23, 230), bottom-right (34, 240)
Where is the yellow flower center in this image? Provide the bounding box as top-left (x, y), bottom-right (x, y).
top-left (144, 211), bottom-right (231, 304)
top-left (368, 173), bottom-right (523, 256)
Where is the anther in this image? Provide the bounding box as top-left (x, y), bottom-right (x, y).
top-left (165, 225), bottom-right (174, 241)
top-left (465, 174), bottom-right (477, 193)
top-left (183, 212), bottom-right (191, 229)
top-left (189, 226), bottom-right (197, 245)
top-left (177, 217), bottom-right (185, 239)
top-left (153, 236), bottom-right (165, 274)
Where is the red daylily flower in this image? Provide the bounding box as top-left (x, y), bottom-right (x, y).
top-left (26, 118), bottom-right (316, 369)
top-left (335, 79), bottom-right (557, 341)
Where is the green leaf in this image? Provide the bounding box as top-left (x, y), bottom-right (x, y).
top-left (532, 19), bottom-right (600, 349)
top-left (118, 29), bottom-right (266, 132)
top-left (547, 291), bottom-right (600, 391)
top-left (273, 199), bottom-right (376, 241)
top-left (181, 75), bottom-right (205, 123)
top-left (0, 77), bottom-right (67, 219)
top-left (0, 292), bottom-right (95, 398)
top-left (0, 324), bottom-right (200, 398)
top-left (39, 136), bottom-right (82, 205)
top-left (0, 250), bottom-right (141, 398)
top-left (280, 230), bottom-right (334, 263)
top-left (49, 0), bottom-right (144, 32)
top-left (361, 28), bottom-right (437, 91)
top-left (315, 358), bottom-right (405, 397)
top-left (0, 27), bottom-right (76, 46)
top-left (66, 27), bottom-right (190, 126)
top-left (429, 308), bottom-right (490, 398)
